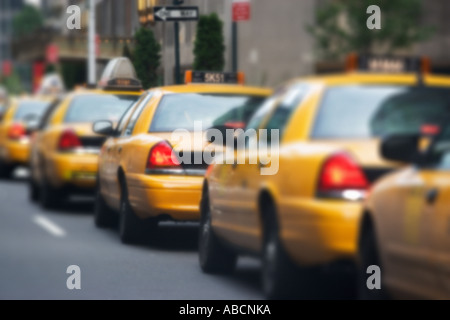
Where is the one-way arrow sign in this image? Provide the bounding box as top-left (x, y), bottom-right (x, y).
top-left (154, 6), bottom-right (199, 22)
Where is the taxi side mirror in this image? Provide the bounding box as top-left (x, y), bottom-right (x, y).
top-left (93, 120), bottom-right (115, 136)
top-left (381, 134), bottom-right (420, 163)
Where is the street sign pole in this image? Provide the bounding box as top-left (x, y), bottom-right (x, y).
top-left (173, 0), bottom-right (181, 85)
top-left (232, 0), bottom-right (251, 73)
top-left (154, 4), bottom-right (198, 85)
top-left (174, 20), bottom-right (181, 84)
top-left (88, 0), bottom-right (97, 86)
top-left (232, 22), bottom-right (238, 72)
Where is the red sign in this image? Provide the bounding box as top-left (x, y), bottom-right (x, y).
top-left (233, 0), bottom-right (250, 22)
top-left (46, 44), bottom-right (59, 64)
top-left (33, 62), bottom-right (45, 93)
top-left (2, 61), bottom-right (12, 77)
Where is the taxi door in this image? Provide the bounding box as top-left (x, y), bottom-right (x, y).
top-left (227, 84), bottom-right (308, 252)
top-left (100, 100), bottom-right (139, 202)
top-left (376, 166), bottom-right (439, 298)
top-left (209, 94), bottom-right (282, 247)
top-left (107, 94), bottom-right (151, 207)
top-left (421, 132), bottom-right (450, 298)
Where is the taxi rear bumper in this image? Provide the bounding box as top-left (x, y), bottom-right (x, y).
top-left (278, 197), bottom-right (363, 266)
top-left (0, 139), bottom-right (30, 166)
top-left (47, 152), bottom-right (98, 190)
top-left (127, 173), bottom-right (203, 221)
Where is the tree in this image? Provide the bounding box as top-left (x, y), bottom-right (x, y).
top-left (307, 0), bottom-right (434, 60)
top-left (193, 13), bottom-right (225, 71)
top-left (61, 61), bottom-right (86, 90)
top-left (13, 5), bottom-right (44, 37)
top-left (133, 28), bottom-right (161, 89)
top-left (122, 43), bottom-right (134, 61)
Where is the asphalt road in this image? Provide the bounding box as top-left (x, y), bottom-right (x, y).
top-left (0, 170), bottom-right (355, 300)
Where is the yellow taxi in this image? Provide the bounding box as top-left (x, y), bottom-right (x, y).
top-left (199, 55), bottom-right (450, 298)
top-left (358, 121), bottom-right (450, 299)
top-left (93, 71), bottom-right (271, 244)
top-left (0, 96), bottom-right (53, 178)
top-left (29, 57), bottom-right (142, 208)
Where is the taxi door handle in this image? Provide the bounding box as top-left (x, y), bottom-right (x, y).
top-left (426, 188), bottom-right (439, 205)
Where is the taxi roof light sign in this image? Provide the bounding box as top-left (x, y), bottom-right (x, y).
top-left (346, 54), bottom-right (431, 74)
top-left (185, 70), bottom-right (245, 85)
top-left (99, 57), bottom-right (142, 91)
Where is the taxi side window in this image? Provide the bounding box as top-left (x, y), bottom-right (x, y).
top-left (116, 94), bottom-right (147, 134)
top-left (428, 125), bottom-right (450, 169)
top-left (39, 98), bottom-right (62, 130)
top-left (122, 93), bottom-right (153, 137)
top-left (247, 86), bottom-right (288, 131)
top-left (263, 83), bottom-right (310, 142)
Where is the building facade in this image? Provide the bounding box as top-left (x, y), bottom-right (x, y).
top-left (0, 0), bottom-right (24, 69)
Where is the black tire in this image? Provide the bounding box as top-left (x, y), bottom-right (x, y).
top-left (198, 188), bottom-right (237, 274)
top-left (94, 184), bottom-right (117, 228)
top-left (119, 177), bottom-right (156, 244)
top-left (29, 178), bottom-right (40, 202)
top-left (261, 199), bottom-right (303, 300)
top-left (0, 162), bottom-right (13, 179)
top-left (357, 219), bottom-right (388, 300)
top-left (39, 176), bottom-right (62, 209)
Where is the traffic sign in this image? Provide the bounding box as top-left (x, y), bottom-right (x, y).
top-left (153, 6), bottom-right (199, 22)
top-left (46, 44), bottom-right (59, 64)
top-left (233, 0), bottom-right (251, 22)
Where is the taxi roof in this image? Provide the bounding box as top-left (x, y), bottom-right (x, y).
top-left (71, 88), bottom-right (143, 97)
top-left (156, 84), bottom-right (272, 96)
top-left (295, 72), bottom-right (450, 87)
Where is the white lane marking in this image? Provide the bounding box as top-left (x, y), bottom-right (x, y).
top-left (33, 215), bottom-right (67, 238)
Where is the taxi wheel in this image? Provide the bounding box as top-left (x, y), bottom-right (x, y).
top-left (94, 185), bottom-right (116, 228)
top-left (357, 220), bottom-right (388, 300)
top-left (29, 178), bottom-right (40, 202)
top-left (262, 200), bottom-right (300, 299)
top-left (198, 189), bottom-right (237, 274)
top-left (40, 177), bottom-right (62, 209)
top-left (119, 179), bottom-right (156, 244)
top-left (0, 163), bottom-right (13, 179)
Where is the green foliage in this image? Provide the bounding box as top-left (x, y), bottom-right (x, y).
top-left (308, 0), bottom-right (435, 59)
top-left (122, 43), bottom-right (134, 61)
top-left (61, 61), bottom-right (87, 90)
top-left (193, 13), bottom-right (225, 71)
top-left (13, 5), bottom-right (44, 37)
top-left (133, 28), bottom-right (161, 89)
top-left (1, 73), bottom-right (23, 95)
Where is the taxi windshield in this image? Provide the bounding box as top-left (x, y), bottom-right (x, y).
top-left (150, 93), bottom-right (266, 132)
top-left (312, 85), bottom-right (450, 139)
top-left (64, 94), bottom-right (139, 123)
top-left (14, 101), bottom-right (50, 121)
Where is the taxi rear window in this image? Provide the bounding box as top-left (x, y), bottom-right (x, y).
top-left (64, 94), bottom-right (139, 123)
top-left (149, 94), bottom-right (266, 132)
top-left (14, 101), bottom-right (50, 121)
top-left (311, 85), bottom-right (450, 139)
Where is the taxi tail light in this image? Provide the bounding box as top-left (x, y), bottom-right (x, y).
top-left (58, 129), bottom-right (82, 151)
top-left (317, 153), bottom-right (369, 201)
top-left (146, 141), bottom-right (181, 171)
top-left (8, 123), bottom-right (26, 140)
